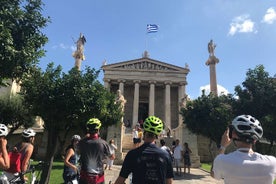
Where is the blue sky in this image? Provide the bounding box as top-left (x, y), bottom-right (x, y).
top-left (40, 0), bottom-right (276, 99)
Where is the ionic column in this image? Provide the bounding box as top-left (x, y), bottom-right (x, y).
top-left (118, 79), bottom-right (126, 95)
top-left (165, 81), bottom-right (171, 129)
top-left (149, 81), bottom-right (156, 116)
top-left (178, 82), bottom-right (187, 126)
top-left (132, 80), bottom-right (140, 127)
top-left (103, 78), bottom-right (110, 91)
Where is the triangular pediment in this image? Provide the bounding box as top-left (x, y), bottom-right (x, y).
top-left (102, 57), bottom-right (186, 72)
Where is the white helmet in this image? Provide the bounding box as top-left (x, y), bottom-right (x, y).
top-left (0, 124), bottom-right (8, 137)
top-left (231, 115), bottom-right (263, 142)
top-left (71, 135), bottom-right (81, 141)
top-left (22, 128), bottom-right (36, 138)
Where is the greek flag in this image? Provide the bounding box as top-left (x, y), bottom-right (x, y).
top-left (147, 24), bottom-right (159, 33)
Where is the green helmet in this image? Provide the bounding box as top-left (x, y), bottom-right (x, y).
top-left (86, 118), bottom-right (102, 130)
top-left (143, 116), bottom-right (163, 136)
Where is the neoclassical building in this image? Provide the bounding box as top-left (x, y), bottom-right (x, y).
top-left (102, 51), bottom-right (201, 166)
top-left (102, 51), bottom-right (189, 129)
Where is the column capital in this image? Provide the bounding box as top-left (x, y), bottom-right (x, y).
top-left (179, 81), bottom-right (187, 86)
top-left (149, 80), bottom-right (156, 84)
top-left (118, 79), bottom-right (126, 83)
top-left (164, 81), bottom-right (172, 85)
top-left (133, 80), bottom-right (141, 84)
top-left (103, 78), bottom-right (111, 82)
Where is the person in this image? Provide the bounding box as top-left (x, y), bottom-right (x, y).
top-left (78, 118), bottom-right (112, 184)
top-left (63, 134), bottom-right (81, 183)
top-left (0, 124), bottom-right (9, 170)
top-left (211, 115), bottom-right (276, 184)
top-left (4, 128), bottom-right (36, 181)
top-left (183, 142), bottom-right (192, 174)
top-left (160, 139), bottom-right (173, 162)
top-left (105, 139), bottom-right (117, 170)
top-left (132, 125), bottom-right (139, 148)
top-left (173, 139), bottom-right (183, 176)
top-left (114, 115), bottom-right (173, 184)
top-left (137, 127), bottom-right (143, 147)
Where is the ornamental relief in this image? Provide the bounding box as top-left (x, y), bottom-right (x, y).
top-left (114, 61), bottom-right (177, 71)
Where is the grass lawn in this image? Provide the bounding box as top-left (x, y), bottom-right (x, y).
top-left (200, 162), bottom-right (276, 184)
top-left (29, 160), bottom-right (64, 184)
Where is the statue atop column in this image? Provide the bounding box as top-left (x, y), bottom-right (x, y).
top-left (208, 39), bottom-right (216, 57)
top-left (115, 90), bottom-right (127, 112)
top-left (72, 33), bottom-right (86, 70)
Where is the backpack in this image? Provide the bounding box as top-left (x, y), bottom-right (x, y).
top-left (6, 151), bottom-right (22, 173)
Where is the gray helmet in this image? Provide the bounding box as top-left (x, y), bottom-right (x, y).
top-left (22, 128), bottom-right (36, 138)
top-left (0, 124), bottom-right (8, 137)
top-left (231, 115), bottom-right (263, 142)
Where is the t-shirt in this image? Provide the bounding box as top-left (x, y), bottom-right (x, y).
top-left (173, 145), bottom-right (183, 159)
top-left (78, 137), bottom-right (111, 174)
top-left (119, 142), bottom-right (174, 184)
top-left (213, 150), bottom-right (276, 184)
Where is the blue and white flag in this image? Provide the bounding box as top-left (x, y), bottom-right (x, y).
top-left (147, 24), bottom-right (159, 33)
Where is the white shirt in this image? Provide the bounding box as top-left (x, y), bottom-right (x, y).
top-left (213, 150), bottom-right (276, 184)
top-left (173, 145), bottom-right (183, 159)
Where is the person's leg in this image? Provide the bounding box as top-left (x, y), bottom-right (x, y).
top-left (109, 159), bottom-right (114, 170)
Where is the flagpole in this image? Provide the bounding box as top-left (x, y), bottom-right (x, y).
top-left (145, 32), bottom-right (148, 52)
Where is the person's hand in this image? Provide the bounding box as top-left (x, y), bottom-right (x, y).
top-left (220, 128), bottom-right (231, 148)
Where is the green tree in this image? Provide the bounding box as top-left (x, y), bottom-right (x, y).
top-left (180, 92), bottom-right (234, 158)
top-left (0, 94), bottom-right (33, 135)
top-left (0, 0), bottom-right (49, 86)
top-left (20, 64), bottom-right (122, 183)
top-left (234, 65), bottom-right (276, 151)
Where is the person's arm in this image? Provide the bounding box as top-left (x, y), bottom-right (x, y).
top-left (211, 128), bottom-right (231, 178)
top-left (114, 176), bottom-right (126, 184)
top-left (0, 138), bottom-right (9, 170)
top-left (166, 178), bottom-right (173, 184)
top-left (21, 144), bottom-right (34, 172)
top-left (64, 148), bottom-right (78, 173)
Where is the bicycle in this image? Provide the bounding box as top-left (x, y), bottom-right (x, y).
top-left (0, 161), bottom-right (43, 184)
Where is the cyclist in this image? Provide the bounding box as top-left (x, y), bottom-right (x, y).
top-left (114, 115), bottom-right (174, 184)
top-left (4, 128), bottom-right (36, 181)
top-left (63, 134), bottom-right (81, 183)
top-left (78, 118), bottom-right (111, 184)
top-left (211, 115), bottom-right (276, 184)
top-left (0, 124), bottom-right (9, 170)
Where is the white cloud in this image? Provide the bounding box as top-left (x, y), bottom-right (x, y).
top-left (262, 7), bottom-right (276, 24)
top-left (52, 43), bottom-right (74, 51)
top-left (228, 15), bottom-right (256, 36)
top-left (199, 84), bottom-right (229, 96)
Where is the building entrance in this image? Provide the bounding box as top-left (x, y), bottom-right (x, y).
top-left (138, 102), bottom-right (148, 125)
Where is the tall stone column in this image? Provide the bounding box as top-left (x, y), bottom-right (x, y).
top-left (178, 82), bottom-right (186, 126)
top-left (103, 78), bottom-right (110, 91)
top-left (149, 81), bottom-right (156, 116)
top-left (132, 80), bottom-right (140, 127)
top-left (165, 81), bottom-right (171, 129)
top-left (118, 80), bottom-right (125, 95)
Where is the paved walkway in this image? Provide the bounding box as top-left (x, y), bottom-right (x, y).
top-left (104, 165), bottom-right (224, 184)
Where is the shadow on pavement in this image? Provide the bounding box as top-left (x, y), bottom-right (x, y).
top-left (173, 173), bottom-right (207, 180)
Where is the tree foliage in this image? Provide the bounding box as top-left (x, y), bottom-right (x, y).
top-left (20, 63), bottom-right (122, 183)
top-left (0, 94), bottom-right (33, 135)
top-left (234, 65), bottom-right (276, 148)
top-left (0, 0), bottom-right (49, 86)
top-left (181, 93), bottom-right (234, 146)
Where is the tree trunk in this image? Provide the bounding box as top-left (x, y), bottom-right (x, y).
top-left (39, 127), bottom-right (59, 184)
